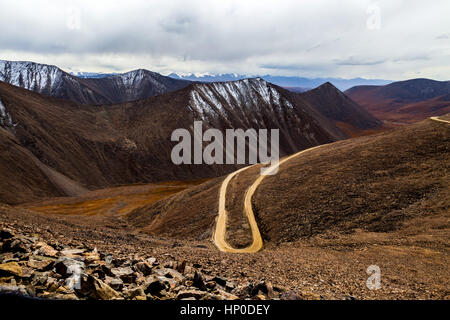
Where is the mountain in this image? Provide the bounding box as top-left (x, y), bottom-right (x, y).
top-left (0, 60), bottom-right (191, 104)
top-left (283, 86), bottom-right (311, 93)
top-left (300, 82), bottom-right (382, 136)
top-left (170, 73), bottom-right (392, 91)
top-left (0, 77), bottom-right (355, 204)
top-left (346, 78), bottom-right (450, 123)
top-left (70, 71), bottom-right (119, 79)
top-left (128, 117), bottom-right (450, 245)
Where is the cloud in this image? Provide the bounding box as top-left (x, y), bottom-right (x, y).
top-left (0, 0), bottom-right (449, 80)
top-left (334, 57), bottom-right (386, 66)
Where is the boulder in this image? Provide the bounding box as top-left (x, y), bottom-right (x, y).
top-left (0, 284), bottom-right (29, 296)
top-left (104, 276), bottom-right (124, 291)
top-left (177, 289), bottom-right (208, 300)
top-left (280, 290), bottom-right (302, 300)
top-left (0, 262), bottom-right (23, 277)
top-left (154, 268), bottom-right (184, 283)
top-left (134, 261), bottom-right (153, 276)
top-left (0, 229), bottom-right (15, 240)
top-left (54, 257), bottom-right (85, 277)
top-left (27, 256), bottom-right (55, 271)
top-left (142, 276), bottom-right (166, 296)
top-left (34, 242), bottom-right (58, 257)
top-left (123, 286), bottom-right (146, 300)
top-left (193, 271), bottom-right (206, 290)
top-left (77, 274), bottom-right (120, 300)
top-left (111, 266), bottom-right (136, 283)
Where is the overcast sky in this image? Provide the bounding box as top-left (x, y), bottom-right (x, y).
top-left (0, 0), bottom-right (449, 80)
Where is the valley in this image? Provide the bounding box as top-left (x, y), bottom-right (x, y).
top-left (0, 60), bottom-right (449, 301)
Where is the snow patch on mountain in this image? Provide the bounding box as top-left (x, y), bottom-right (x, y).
top-left (0, 60), bottom-right (64, 94)
top-left (188, 78), bottom-right (295, 122)
top-left (0, 97), bottom-right (15, 127)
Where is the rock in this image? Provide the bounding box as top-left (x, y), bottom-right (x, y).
top-left (104, 276), bottom-right (124, 291)
top-left (83, 249), bottom-right (100, 264)
top-left (60, 248), bottom-right (85, 258)
top-left (54, 257), bottom-right (85, 277)
top-left (225, 281), bottom-right (236, 292)
top-left (77, 274), bottom-right (120, 300)
top-left (0, 229), bottom-right (14, 240)
top-left (210, 288), bottom-right (239, 300)
top-left (0, 276), bottom-right (14, 284)
top-left (211, 276), bottom-right (227, 287)
top-left (111, 266), bottom-right (136, 283)
top-left (27, 256), bottom-right (55, 271)
top-left (251, 280), bottom-right (273, 297)
top-left (177, 289), bottom-right (208, 300)
top-left (123, 287), bottom-right (146, 300)
top-left (176, 260), bottom-right (186, 274)
top-left (0, 262), bottom-right (23, 277)
top-left (255, 294), bottom-right (267, 300)
top-left (0, 284), bottom-right (29, 296)
top-left (280, 290), bottom-right (302, 300)
top-left (3, 239), bottom-right (30, 254)
top-left (146, 257), bottom-right (157, 266)
top-left (300, 291), bottom-right (322, 300)
top-left (142, 276), bottom-right (166, 296)
top-left (34, 242), bottom-right (58, 257)
top-left (39, 291), bottom-right (78, 300)
top-left (134, 261), bottom-right (153, 276)
top-left (154, 268), bottom-right (184, 283)
top-left (193, 271), bottom-right (206, 290)
top-left (45, 277), bottom-right (60, 292)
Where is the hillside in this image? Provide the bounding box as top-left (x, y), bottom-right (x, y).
top-left (300, 82), bottom-right (382, 135)
top-left (127, 118), bottom-right (449, 245)
top-left (346, 79), bottom-right (450, 123)
top-left (0, 60), bottom-right (191, 104)
top-left (0, 78), bottom-right (353, 204)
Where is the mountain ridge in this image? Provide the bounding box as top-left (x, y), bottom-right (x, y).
top-left (0, 60), bottom-right (191, 105)
top-left (346, 78), bottom-right (450, 123)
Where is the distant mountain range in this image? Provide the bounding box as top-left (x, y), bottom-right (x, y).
top-left (168, 73), bottom-right (392, 91)
top-left (346, 78), bottom-right (450, 123)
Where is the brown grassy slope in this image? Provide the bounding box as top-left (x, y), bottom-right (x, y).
top-left (346, 79), bottom-right (450, 123)
top-left (0, 127), bottom-right (64, 204)
top-left (128, 118), bottom-right (449, 245)
top-left (21, 180), bottom-right (207, 216)
top-left (254, 118), bottom-right (449, 243)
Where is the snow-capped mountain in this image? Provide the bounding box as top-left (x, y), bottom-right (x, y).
top-left (185, 78), bottom-right (347, 151)
top-left (0, 60), bottom-right (191, 104)
top-left (169, 73), bottom-right (392, 91)
top-left (0, 60), bottom-right (66, 95)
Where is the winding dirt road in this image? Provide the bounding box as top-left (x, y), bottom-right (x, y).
top-left (214, 145), bottom-right (323, 253)
top-left (214, 116), bottom-right (449, 253)
top-left (430, 116), bottom-right (450, 124)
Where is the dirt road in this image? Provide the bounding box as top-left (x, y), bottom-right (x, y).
top-left (214, 145), bottom-right (324, 253)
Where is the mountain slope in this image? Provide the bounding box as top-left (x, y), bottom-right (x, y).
top-left (0, 60), bottom-right (191, 104)
top-left (300, 82), bottom-right (382, 135)
top-left (346, 78), bottom-right (450, 123)
top-left (127, 117), bottom-right (449, 244)
top-left (0, 78), bottom-right (347, 204)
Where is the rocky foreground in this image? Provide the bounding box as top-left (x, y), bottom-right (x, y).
top-left (0, 225), bottom-right (293, 300)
